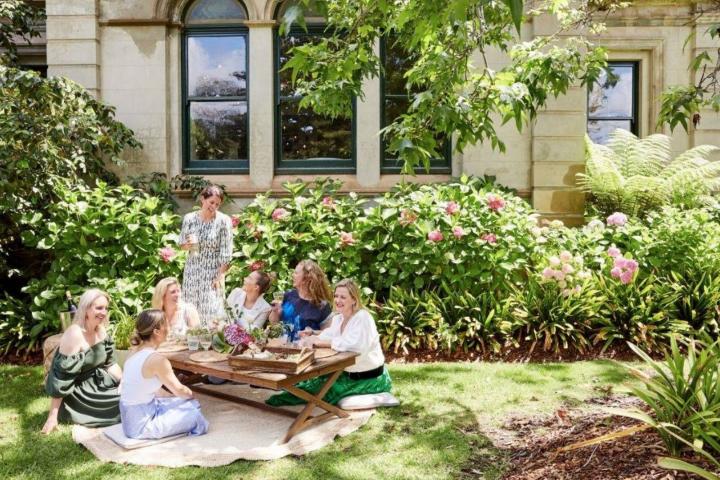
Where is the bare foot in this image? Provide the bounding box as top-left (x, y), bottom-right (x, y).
top-left (41, 417), bottom-right (58, 435)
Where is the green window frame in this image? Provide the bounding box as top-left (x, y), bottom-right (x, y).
top-left (379, 36), bottom-right (451, 174)
top-left (181, 2), bottom-right (250, 174)
top-left (587, 61), bottom-right (639, 144)
top-left (274, 25), bottom-right (356, 174)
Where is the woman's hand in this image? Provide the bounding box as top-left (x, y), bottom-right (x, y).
top-left (298, 336), bottom-right (316, 348)
top-left (41, 397), bottom-right (62, 434)
top-left (268, 302), bottom-right (281, 324)
top-left (298, 327), bottom-right (314, 338)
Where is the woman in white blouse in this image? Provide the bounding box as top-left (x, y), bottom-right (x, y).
top-left (226, 270), bottom-right (273, 331)
top-left (152, 277), bottom-right (200, 338)
top-left (266, 278), bottom-right (392, 406)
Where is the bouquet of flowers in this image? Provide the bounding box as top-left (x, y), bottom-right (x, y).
top-left (212, 323), bottom-right (253, 354)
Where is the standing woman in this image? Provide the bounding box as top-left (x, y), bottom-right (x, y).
top-left (151, 277), bottom-right (200, 338)
top-left (268, 260), bottom-right (332, 341)
top-left (179, 185), bottom-right (233, 327)
top-left (42, 289), bottom-right (122, 434)
top-left (120, 309), bottom-right (208, 439)
top-left (266, 279), bottom-right (392, 406)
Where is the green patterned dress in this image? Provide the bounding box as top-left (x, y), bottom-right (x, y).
top-left (45, 337), bottom-right (121, 427)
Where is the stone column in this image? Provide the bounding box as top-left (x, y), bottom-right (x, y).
top-left (355, 39), bottom-right (381, 187)
top-left (247, 23), bottom-right (276, 188)
top-left (46, 0), bottom-right (100, 97)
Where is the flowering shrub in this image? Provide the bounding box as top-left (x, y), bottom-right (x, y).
top-left (3, 183), bottom-right (181, 351)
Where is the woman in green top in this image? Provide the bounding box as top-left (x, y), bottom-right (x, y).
top-left (41, 289), bottom-right (123, 434)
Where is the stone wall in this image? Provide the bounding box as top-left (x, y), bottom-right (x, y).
top-left (42, 0), bottom-right (720, 218)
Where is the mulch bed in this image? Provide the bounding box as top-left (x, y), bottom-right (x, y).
top-left (386, 341), bottom-right (644, 364)
top-left (486, 395), bottom-right (717, 480)
top-left (0, 349), bottom-right (42, 366)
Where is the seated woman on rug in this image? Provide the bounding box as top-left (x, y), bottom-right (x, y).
top-left (226, 270), bottom-right (274, 331)
top-left (266, 279), bottom-right (392, 407)
top-left (120, 309), bottom-right (209, 439)
top-left (42, 289), bottom-right (123, 434)
top-left (268, 260), bottom-right (332, 342)
top-left (152, 277), bottom-right (200, 338)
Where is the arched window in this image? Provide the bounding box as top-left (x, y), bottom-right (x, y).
top-left (274, 1), bottom-right (355, 173)
top-left (380, 36), bottom-right (451, 173)
top-left (182, 0), bottom-right (249, 173)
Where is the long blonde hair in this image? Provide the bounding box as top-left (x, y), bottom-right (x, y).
top-left (74, 289), bottom-right (110, 329)
top-left (297, 260), bottom-right (333, 306)
top-left (152, 277), bottom-right (180, 311)
top-left (334, 278), bottom-right (363, 315)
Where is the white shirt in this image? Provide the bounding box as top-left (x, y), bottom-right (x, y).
top-left (120, 348), bottom-right (163, 406)
top-left (318, 309), bottom-right (385, 373)
top-left (168, 301), bottom-right (198, 337)
top-left (227, 288), bottom-right (272, 330)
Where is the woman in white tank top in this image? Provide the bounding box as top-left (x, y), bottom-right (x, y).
top-left (120, 309), bottom-right (208, 439)
top-left (152, 277), bottom-right (200, 338)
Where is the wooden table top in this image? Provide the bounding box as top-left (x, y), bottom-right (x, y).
top-left (164, 350), bottom-right (358, 390)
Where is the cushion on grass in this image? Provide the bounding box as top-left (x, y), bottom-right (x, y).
top-left (338, 392), bottom-right (400, 410)
top-left (103, 423), bottom-right (187, 450)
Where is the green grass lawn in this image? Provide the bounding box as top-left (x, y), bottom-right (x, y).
top-left (0, 361), bottom-right (634, 480)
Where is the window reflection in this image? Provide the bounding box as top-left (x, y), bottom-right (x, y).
top-left (190, 102), bottom-right (247, 161)
top-left (188, 36), bottom-right (246, 98)
top-left (277, 31), bottom-right (353, 164)
top-left (587, 62), bottom-right (638, 144)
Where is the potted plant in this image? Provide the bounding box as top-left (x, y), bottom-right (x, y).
top-left (109, 309), bottom-right (135, 368)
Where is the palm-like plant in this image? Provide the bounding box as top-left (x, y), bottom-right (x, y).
top-left (578, 129), bottom-right (720, 217)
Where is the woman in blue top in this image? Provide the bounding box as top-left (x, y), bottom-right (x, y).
top-left (268, 260), bottom-right (332, 341)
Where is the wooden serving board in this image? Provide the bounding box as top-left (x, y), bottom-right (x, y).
top-left (228, 346), bottom-right (315, 374)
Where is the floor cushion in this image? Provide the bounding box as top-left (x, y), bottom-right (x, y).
top-left (103, 423), bottom-right (187, 450)
top-left (337, 392), bottom-right (400, 410)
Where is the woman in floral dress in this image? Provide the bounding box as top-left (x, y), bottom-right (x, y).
top-left (179, 185), bottom-right (233, 327)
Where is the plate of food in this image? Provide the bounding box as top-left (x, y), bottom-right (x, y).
top-left (157, 341), bottom-right (188, 353)
top-left (228, 346), bottom-right (315, 374)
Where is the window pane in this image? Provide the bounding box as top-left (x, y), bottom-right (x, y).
top-left (189, 101), bottom-right (247, 161)
top-left (186, 0), bottom-right (247, 23)
top-left (278, 33), bottom-right (322, 98)
top-left (188, 36), bottom-right (246, 98)
top-left (588, 65), bottom-right (634, 118)
top-left (383, 39), bottom-right (414, 95)
top-left (280, 101), bottom-right (351, 160)
top-left (587, 120), bottom-right (631, 144)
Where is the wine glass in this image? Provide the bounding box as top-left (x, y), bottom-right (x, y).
top-left (199, 333), bottom-right (212, 351)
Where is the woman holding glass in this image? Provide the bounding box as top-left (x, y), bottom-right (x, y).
top-left (227, 270), bottom-right (274, 331)
top-left (152, 277), bottom-right (200, 338)
top-left (42, 289), bottom-right (122, 434)
top-left (266, 279), bottom-right (392, 406)
top-left (268, 260), bottom-right (332, 342)
top-left (179, 185), bottom-right (233, 328)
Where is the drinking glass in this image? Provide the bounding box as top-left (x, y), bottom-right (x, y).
top-left (199, 334), bottom-right (212, 351)
top-left (273, 291), bottom-right (284, 305)
top-left (187, 335), bottom-right (200, 351)
top-left (187, 233), bottom-right (199, 257)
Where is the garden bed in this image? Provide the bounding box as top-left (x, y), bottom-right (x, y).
top-left (489, 395), bottom-right (714, 480)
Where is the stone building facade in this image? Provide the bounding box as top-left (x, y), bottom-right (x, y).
top-left (33, 0), bottom-right (720, 222)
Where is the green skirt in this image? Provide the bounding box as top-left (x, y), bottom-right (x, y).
top-left (266, 367), bottom-right (392, 406)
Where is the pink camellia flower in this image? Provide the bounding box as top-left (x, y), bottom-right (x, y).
top-left (607, 246), bottom-right (622, 258)
top-left (481, 233), bottom-right (497, 244)
top-left (400, 209), bottom-right (418, 226)
top-left (340, 231), bottom-right (356, 246)
top-left (607, 212), bottom-right (628, 227)
top-left (322, 196), bottom-right (335, 209)
top-left (445, 201), bottom-right (460, 215)
top-left (559, 251), bottom-right (573, 263)
top-left (486, 193), bottom-right (506, 212)
top-left (542, 267), bottom-right (555, 279)
top-left (620, 270), bottom-right (634, 284)
top-left (231, 216), bottom-right (240, 228)
top-left (249, 260), bottom-right (265, 272)
top-left (452, 226), bottom-right (465, 238)
top-left (271, 208), bottom-right (289, 221)
top-left (428, 230), bottom-right (443, 242)
top-left (159, 246), bottom-right (176, 263)
top-left (610, 267), bottom-right (622, 278)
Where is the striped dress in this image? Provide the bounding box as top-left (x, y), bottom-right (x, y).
top-left (179, 210), bottom-right (233, 327)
